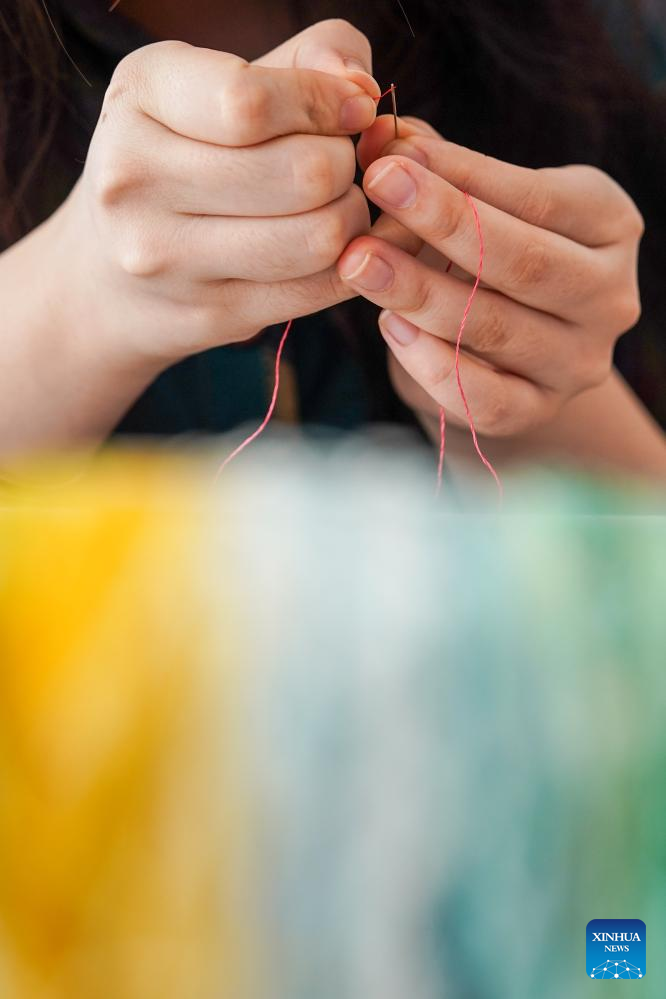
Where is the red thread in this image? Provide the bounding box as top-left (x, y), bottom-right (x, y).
top-left (215, 319), bottom-right (293, 479)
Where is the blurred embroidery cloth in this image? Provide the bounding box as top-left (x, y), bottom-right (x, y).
top-left (0, 443), bottom-right (665, 999)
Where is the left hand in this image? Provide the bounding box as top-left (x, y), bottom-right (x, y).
top-left (337, 116), bottom-right (645, 437)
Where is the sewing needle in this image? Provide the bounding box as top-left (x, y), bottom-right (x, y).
top-left (390, 83), bottom-right (399, 139)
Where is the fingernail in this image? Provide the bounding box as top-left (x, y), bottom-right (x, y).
top-left (367, 162), bottom-right (417, 208)
top-left (340, 94), bottom-right (376, 132)
top-left (340, 250), bottom-right (394, 291)
top-left (379, 309), bottom-right (420, 346)
top-left (387, 140), bottom-right (428, 167)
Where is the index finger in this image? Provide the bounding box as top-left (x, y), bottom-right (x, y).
top-left (111, 41), bottom-right (377, 146)
top-left (363, 155), bottom-right (599, 318)
top-left (255, 18), bottom-right (380, 99)
top-left (358, 117), bottom-right (638, 246)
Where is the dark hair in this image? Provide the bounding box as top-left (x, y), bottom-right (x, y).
top-left (2, 0), bottom-right (666, 420)
top-left (0, 1), bottom-right (63, 244)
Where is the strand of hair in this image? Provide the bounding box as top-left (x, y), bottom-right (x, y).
top-left (40, 0), bottom-right (91, 87)
top-left (395, 0), bottom-right (417, 39)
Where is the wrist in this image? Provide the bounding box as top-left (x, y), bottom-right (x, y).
top-left (0, 205), bottom-right (165, 456)
top-left (51, 191), bottom-right (172, 382)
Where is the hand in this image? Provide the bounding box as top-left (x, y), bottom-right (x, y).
top-left (58, 21), bottom-right (382, 367)
top-left (337, 116), bottom-right (644, 438)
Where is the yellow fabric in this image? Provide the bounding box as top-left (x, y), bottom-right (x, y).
top-left (0, 455), bottom-right (258, 999)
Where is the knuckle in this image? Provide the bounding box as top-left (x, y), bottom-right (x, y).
top-left (148, 38), bottom-right (191, 58)
top-left (566, 163), bottom-right (609, 188)
top-left (575, 344), bottom-right (614, 391)
top-left (116, 228), bottom-right (167, 278)
top-left (624, 202), bottom-right (645, 240)
top-left (518, 171), bottom-right (558, 228)
top-left (428, 191), bottom-right (466, 245)
top-left (454, 154), bottom-right (492, 201)
top-left (305, 206), bottom-right (350, 269)
top-left (90, 160), bottom-right (142, 208)
top-left (346, 183), bottom-right (371, 234)
top-left (299, 81), bottom-right (321, 131)
top-left (564, 163), bottom-right (618, 204)
top-left (615, 289), bottom-right (642, 332)
top-left (320, 18), bottom-right (372, 59)
top-left (109, 50), bottom-right (140, 95)
top-left (410, 273), bottom-right (437, 316)
top-left (477, 388), bottom-right (517, 437)
top-left (185, 300), bottom-right (241, 349)
top-left (111, 41), bottom-right (185, 98)
top-left (294, 141), bottom-right (353, 208)
top-left (569, 165), bottom-right (645, 239)
top-left (421, 357), bottom-right (454, 395)
top-left (317, 267), bottom-right (350, 304)
top-left (589, 353), bottom-right (613, 390)
top-left (474, 301), bottom-right (510, 353)
top-left (221, 66), bottom-right (270, 145)
top-left (293, 147), bottom-right (333, 205)
top-left (506, 239), bottom-right (551, 292)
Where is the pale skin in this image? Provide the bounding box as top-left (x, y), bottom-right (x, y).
top-left (0, 6), bottom-right (664, 483)
top-left (341, 116), bottom-right (666, 482)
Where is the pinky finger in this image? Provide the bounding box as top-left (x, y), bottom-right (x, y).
top-left (378, 311), bottom-right (555, 438)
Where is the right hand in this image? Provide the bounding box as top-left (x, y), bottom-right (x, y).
top-left (57, 21), bottom-right (382, 366)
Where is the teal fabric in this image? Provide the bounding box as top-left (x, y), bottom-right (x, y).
top-left (116, 321), bottom-right (373, 436)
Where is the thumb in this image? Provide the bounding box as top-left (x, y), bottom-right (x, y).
top-left (254, 18), bottom-right (380, 99)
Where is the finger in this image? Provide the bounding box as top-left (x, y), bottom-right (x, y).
top-left (377, 315), bottom-right (554, 437)
top-left (369, 213), bottom-right (423, 258)
top-left (194, 215), bottom-right (423, 344)
top-left (359, 117), bottom-right (638, 246)
top-left (110, 41), bottom-right (377, 147)
top-left (337, 235), bottom-right (588, 390)
top-left (362, 155), bottom-right (601, 318)
top-left (255, 18), bottom-right (380, 98)
top-left (172, 185), bottom-right (370, 282)
top-left (138, 120), bottom-right (357, 216)
top-left (357, 115), bottom-right (430, 170)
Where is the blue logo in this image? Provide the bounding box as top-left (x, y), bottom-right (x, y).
top-left (586, 920), bottom-right (646, 980)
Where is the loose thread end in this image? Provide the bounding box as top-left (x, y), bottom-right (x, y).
top-left (214, 319), bottom-right (294, 482)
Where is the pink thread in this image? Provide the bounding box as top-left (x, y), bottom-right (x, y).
top-left (217, 86), bottom-right (399, 479)
top-left (435, 257), bottom-right (454, 497)
top-left (452, 194), bottom-right (503, 500)
top-left (215, 319), bottom-right (293, 479)
top-left (216, 90), bottom-right (502, 501)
